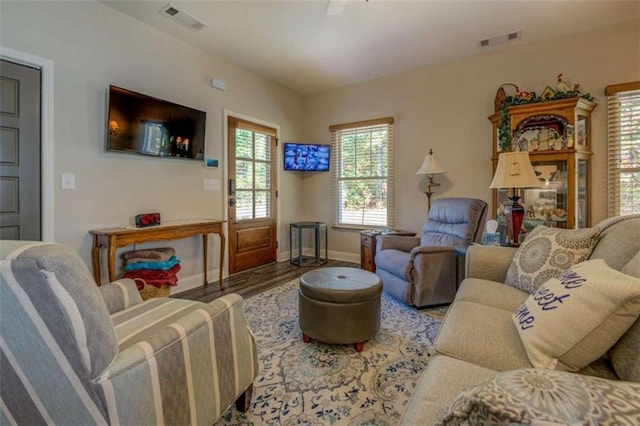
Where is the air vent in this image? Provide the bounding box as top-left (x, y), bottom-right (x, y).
top-left (479, 31), bottom-right (521, 48)
top-left (160, 3), bottom-right (207, 31)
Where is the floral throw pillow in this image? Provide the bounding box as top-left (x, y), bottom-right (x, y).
top-left (436, 369), bottom-right (640, 426)
top-left (505, 225), bottom-right (601, 293)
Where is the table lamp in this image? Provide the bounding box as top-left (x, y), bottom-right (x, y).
top-left (489, 151), bottom-right (541, 246)
top-left (416, 149), bottom-right (447, 211)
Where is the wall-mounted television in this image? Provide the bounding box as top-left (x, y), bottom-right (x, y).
top-left (105, 85), bottom-right (206, 161)
top-left (283, 143), bottom-right (330, 171)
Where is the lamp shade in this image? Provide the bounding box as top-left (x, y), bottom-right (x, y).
top-left (416, 149), bottom-right (447, 175)
top-left (489, 152), bottom-right (541, 189)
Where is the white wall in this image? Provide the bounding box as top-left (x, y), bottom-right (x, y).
top-left (302, 19), bottom-right (640, 259)
top-left (0, 1), bottom-right (305, 292)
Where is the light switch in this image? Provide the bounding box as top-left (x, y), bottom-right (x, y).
top-left (61, 173), bottom-right (76, 190)
top-left (203, 178), bottom-right (220, 191)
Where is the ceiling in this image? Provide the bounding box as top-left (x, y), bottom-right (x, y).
top-left (102, 1), bottom-right (640, 96)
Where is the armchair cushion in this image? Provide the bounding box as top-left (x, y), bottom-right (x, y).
top-left (376, 235), bottom-right (420, 252)
top-left (99, 278), bottom-right (144, 314)
top-left (505, 225), bottom-right (601, 293)
top-left (436, 368), bottom-right (640, 426)
top-left (421, 198), bottom-right (488, 247)
top-left (513, 259), bottom-right (640, 371)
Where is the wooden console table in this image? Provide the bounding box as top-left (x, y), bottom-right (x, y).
top-left (90, 219), bottom-right (226, 290)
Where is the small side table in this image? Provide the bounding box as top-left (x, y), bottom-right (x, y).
top-left (290, 222), bottom-right (328, 266)
top-left (360, 230), bottom-right (416, 272)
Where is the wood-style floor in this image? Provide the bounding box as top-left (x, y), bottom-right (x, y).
top-left (177, 258), bottom-right (358, 304)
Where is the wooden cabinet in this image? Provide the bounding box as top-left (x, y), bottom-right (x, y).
top-left (360, 230), bottom-right (416, 272)
top-left (488, 97), bottom-right (596, 231)
top-left (360, 232), bottom-right (376, 272)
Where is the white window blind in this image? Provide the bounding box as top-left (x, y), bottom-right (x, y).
top-left (606, 82), bottom-right (640, 216)
top-left (330, 117), bottom-right (394, 228)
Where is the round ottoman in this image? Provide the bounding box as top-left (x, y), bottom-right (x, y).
top-left (298, 267), bottom-right (382, 352)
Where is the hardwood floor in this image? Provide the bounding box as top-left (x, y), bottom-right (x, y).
top-left (176, 258), bottom-right (358, 303)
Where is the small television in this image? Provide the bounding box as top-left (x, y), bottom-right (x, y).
top-left (283, 143), bottom-right (330, 171)
top-left (105, 85), bottom-right (206, 161)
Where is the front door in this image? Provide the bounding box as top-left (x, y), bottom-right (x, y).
top-left (227, 116), bottom-right (277, 274)
top-left (0, 60), bottom-right (41, 240)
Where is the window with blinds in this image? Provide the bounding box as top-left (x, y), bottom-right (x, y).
top-left (606, 82), bottom-right (640, 216)
top-left (329, 117), bottom-right (394, 228)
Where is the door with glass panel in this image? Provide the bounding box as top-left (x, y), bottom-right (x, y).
top-left (227, 117), bottom-right (277, 273)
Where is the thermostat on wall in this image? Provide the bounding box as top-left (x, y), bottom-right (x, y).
top-left (205, 158), bottom-right (218, 168)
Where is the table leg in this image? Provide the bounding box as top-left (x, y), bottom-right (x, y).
top-left (315, 225), bottom-right (320, 262)
top-left (218, 230), bottom-right (226, 291)
top-left (298, 227), bottom-right (303, 266)
top-left (203, 234), bottom-right (209, 286)
top-left (91, 235), bottom-right (102, 285)
top-left (107, 235), bottom-right (117, 283)
top-left (324, 224), bottom-right (328, 263)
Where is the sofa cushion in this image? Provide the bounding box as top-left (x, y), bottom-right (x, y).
top-left (455, 278), bottom-right (528, 311)
top-left (435, 368), bottom-right (640, 426)
top-left (435, 300), bottom-right (532, 371)
top-left (505, 225), bottom-right (601, 293)
top-left (513, 259), bottom-right (640, 371)
top-left (590, 214), bottom-right (640, 271)
top-left (608, 250), bottom-right (640, 382)
top-left (401, 355), bottom-right (497, 426)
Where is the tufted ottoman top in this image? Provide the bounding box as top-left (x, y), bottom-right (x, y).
top-left (300, 267), bottom-right (382, 304)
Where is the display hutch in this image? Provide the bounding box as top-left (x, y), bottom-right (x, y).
top-left (488, 96), bottom-right (597, 235)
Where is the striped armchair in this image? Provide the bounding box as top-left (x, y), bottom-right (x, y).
top-left (0, 241), bottom-right (258, 425)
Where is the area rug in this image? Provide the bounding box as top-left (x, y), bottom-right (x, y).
top-left (216, 278), bottom-right (442, 425)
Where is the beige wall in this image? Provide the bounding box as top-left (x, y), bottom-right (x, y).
top-left (0, 1), bottom-right (305, 292)
top-left (302, 19), bottom-right (640, 261)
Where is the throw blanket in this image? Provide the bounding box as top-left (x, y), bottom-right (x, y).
top-left (131, 275), bottom-right (179, 290)
top-left (123, 264), bottom-right (181, 280)
top-left (123, 247), bottom-right (175, 262)
top-left (124, 256), bottom-right (180, 272)
top-left (124, 264), bottom-right (181, 289)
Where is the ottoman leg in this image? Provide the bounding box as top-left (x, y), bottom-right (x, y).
top-left (354, 341), bottom-right (364, 352)
top-left (302, 333), bottom-right (311, 343)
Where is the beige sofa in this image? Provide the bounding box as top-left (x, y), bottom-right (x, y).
top-left (403, 215), bottom-right (640, 424)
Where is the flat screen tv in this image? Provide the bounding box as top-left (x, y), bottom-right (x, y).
top-left (283, 143), bottom-right (330, 171)
top-left (105, 85), bottom-right (206, 161)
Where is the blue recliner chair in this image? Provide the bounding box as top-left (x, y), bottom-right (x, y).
top-left (375, 198), bottom-right (488, 307)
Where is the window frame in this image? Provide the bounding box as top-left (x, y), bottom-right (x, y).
top-left (605, 81), bottom-right (640, 216)
top-left (329, 117), bottom-right (394, 229)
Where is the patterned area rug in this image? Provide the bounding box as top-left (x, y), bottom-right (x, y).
top-left (216, 278), bottom-right (442, 425)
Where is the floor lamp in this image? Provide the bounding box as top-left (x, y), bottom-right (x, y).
top-left (489, 151), bottom-right (542, 246)
top-left (416, 149), bottom-right (447, 212)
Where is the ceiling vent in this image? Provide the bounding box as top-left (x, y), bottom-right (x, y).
top-left (160, 3), bottom-right (207, 31)
top-left (479, 31), bottom-right (521, 48)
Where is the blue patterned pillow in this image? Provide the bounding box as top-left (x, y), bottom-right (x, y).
top-left (437, 369), bottom-right (640, 425)
top-left (505, 225), bottom-right (601, 293)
